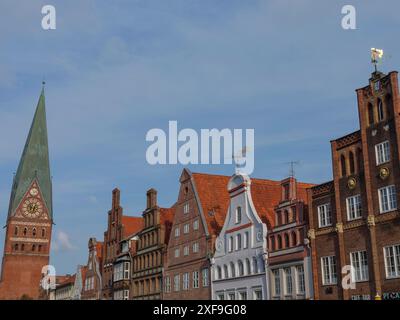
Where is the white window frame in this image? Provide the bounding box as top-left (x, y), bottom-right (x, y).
top-left (193, 219), bottom-right (199, 230)
top-left (192, 242), bottom-right (199, 253)
top-left (174, 248), bottom-right (180, 258)
top-left (244, 231), bottom-right (249, 249)
top-left (350, 250), bottom-right (369, 282)
top-left (321, 256), bottom-right (337, 285)
top-left (193, 271), bottom-right (199, 288)
top-left (183, 245), bottom-right (189, 256)
top-left (379, 185), bottom-right (397, 213)
top-left (183, 223), bottom-right (189, 234)
top-left (284, 267), bottom-right (293, 296)
top-left (164, 276), bottom-right (171, 293)
top-left (296, 265), bottom-right (305, 295)
top-left (375, 141), bottom-right (390, 165)
top-left (183, 272), bottom-right (189, 290)
top-left (318, 203), bottom-right (332, 228)
top-left (202, 268), bottom-right (209, 287)
top-left (174, 227), bottom-right (180, 238)
top-left (235, 206), bottom-right (242, 224)
top-left (346, 194), bottom-right (362, 221)
top-left (273, 269), bottom-right (280, 297)
top-left (383, 244), bottom-right (400, 279)
top-left (174, 274), bottom-right (180, 292)
top-left (184, 203), bottom-right (190, 214)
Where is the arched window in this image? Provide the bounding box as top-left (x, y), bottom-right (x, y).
top-left (32, 244), bottom-right (36, 251)
top-left (228, 236), bottom-right (233, 252)
top-left (42, 228), bottom-right (46, 237)
top-left (23, 228), bottom-right (28, 236)
top-left (357, 148), bottom-right (363, 172)
top-left (217, 266), bottom-right (222, 280)
top-left (385, 94), bottom-right (393, 117)
top-left (238, 260), bottom-right (244, 276)
top-left (230, 262), bottom-right (236, 278)
top-left (245, 258), bottom-right (251, 275)
top-left (284, 210), bottom-right (290, 224)
top-left (291, 231), bottom-right (297, 246)
top-left (340, 154), bottom-right (347, 177)
top-left (14, 244), bottom-right (18, 251)
top-left (38, 245), bottom-right (42, 252)
top-left (285, 233), bottom-right (290, 248)
top-left (277, 235), bottom-right (282, 249)
top-left (377, 98), bottom-right (384, 121)
top-left (236, 234), bottom-right (242, 250)
top-left (270, 236), bottom-right (276, 251)
top-left (252, 257), bottom-right (258, 274)
top-left (235, 206), bottom-right (242, 224)
top-left (244, 231), bottom-right (249, 249)
top-left (21, 244), bottom-right (25, 251)
top-left (32, 228), bottom-right (37, 237)
top-left (276, 211), bottom-right (281, 226)
top-left (349, 151), bottom-right (355, 174)
top-left (368, 102), bottom-right (374, 125)
top-left (14, 227), bottom-right (18, 236)
top-left (224, 265), bottom-right (229, 279)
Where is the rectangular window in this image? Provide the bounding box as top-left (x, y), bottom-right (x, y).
top-left (183, 245), bottom-right (189, 256)
top-left (379, 185), bottom-right (397, 213)
top-left (183, 273), bottom-right (189, 290)
top-left (273, 269), bottom-right (280, 296)
top-left (193, 271), bottom-right (199, 288)
top-left (238, 291), bottom-right (247, 300)
top-left (193, 219), bottom-right (199, 230)
top-left (254, 289), bottom-right (262, 300)
top-left (183, 223), bottom-right (189, 234)
top-left (244, 231), bottom-right (249, 249)
top-left (217, 293), bottom-right (224, 300)
top-left (284, 268), bottom-right (293, 295)
top-left (174, 227), bottom-right (180, 238)
top-left (174, 274), bottom-right (180, 292)
top-left (124, 262), bottom-right (130, 279)
top-left (318, 203), bottom-right (332, 228)
top-left (184, 203), bottom-right (189, 214)
top-left (346, 195), bottom-right (362, 221)
top-left (296, 265), bottom-right (305, 294)
top-left (375, 141), bottom-right (390, 165)
top-left (174, 248), bottom-right (180, 258)
top-left (228, 293), bottom-right (235, 300)
top-left (164, 276), bottom-right (171, 293)
top-left (123, 290), bottom-right (129, 300)
top-left (321, 256), bottom-right (337, 285)
top-left (202, 268), bottom-right (209, 287)
top-left (350, 251), bottom-right (369, 282)
top-left (193, 242), bottom-right (199, 253)
top-left (384, 244), bottom-right (400, 279)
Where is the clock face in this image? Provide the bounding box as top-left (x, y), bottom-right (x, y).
top-left (22, 198), bottom-right (43, 218)
top-left (30, 188), bottom-right (39, 196)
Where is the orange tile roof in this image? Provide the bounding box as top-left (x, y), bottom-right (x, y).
top-left (191, 172), bottom-right (231, 236)
top-left (160, 206), bottom-right (176, 244)
top-left (121, 215), bottom-right (144, 238)
top-left (58, 274), bottom-right (76, 287)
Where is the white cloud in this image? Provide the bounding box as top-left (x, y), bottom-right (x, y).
top-left (52, 231), bottom-right (75, 252)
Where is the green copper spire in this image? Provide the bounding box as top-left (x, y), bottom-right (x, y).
top-left (8, 86), bottom-right (52, 219)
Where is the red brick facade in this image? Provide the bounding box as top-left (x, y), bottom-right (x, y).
top-left (308, 71), bottom-right (400, 300)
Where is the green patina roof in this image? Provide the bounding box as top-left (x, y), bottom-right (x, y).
top-left (8, 88), bottom-right (52, 219)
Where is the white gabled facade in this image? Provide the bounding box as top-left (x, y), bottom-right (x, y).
top-left (211, 173), bottom-right (269, 300)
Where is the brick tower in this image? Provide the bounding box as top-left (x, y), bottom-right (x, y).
top-left (0, 87), bottom-right (53, 299)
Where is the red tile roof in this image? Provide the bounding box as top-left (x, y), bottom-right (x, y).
top-left (121, 216), bottom-right (143, 238)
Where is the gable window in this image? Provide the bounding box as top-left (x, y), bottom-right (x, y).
top-left (346, 195), bottom-right (362, 220)
top-left (378, 99), bottom-right (384, 121)
top-left (375, 141), bottom-right (390, 165)
top-left (379, 185), bottom-right (397, 213)
top-left (183, 246), bottom-right (189, 256)
top-left (350, 251), bottom-right (369, 282)
top-left (193, 219), bottom-right (199, 230)
top-left (174, 248), bottom-right (180, 258)
top-left (317, 203), bottom-right (332, 228)
top-left (236, 234), bottom-right (242, 250)
top-left (235, 206), bottom-right (242, 224)
top-left (383, 244), bottom-right (400, 279)
top-left (192, 242), bottom-right (199, 253)
top-left (183, 203), bottom-right (189, 214)
top-left (174, 227), bottom-right (180, 238)
top-left (183, 223), bottom-right (189, 234)
top-left (244, 231), bottom-right (249, 249)
top-left (193, 271), bottom-right (199, 288)
top-left (321, 256), bottom-right (337, 285)
top-left (228, 236), bottom-right (233, 252)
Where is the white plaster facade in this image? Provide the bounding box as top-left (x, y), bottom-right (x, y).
top-left (211, 173), bottom-right (269, 300)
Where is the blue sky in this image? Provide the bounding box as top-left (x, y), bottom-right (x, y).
top-left (1, 0), bottom-right (400, 275)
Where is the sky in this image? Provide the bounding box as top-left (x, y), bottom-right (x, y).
top-left (1, 0), bottom-right (400, 275)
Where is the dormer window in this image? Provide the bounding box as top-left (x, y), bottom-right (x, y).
top-left (235, 207), bottom-right (242, 224)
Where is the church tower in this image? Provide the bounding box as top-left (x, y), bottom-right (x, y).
top-left (0, 86), bottom-right (53, 299)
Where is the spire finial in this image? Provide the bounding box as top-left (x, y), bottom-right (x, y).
top-left (371, 48), bottom-right (384, 73)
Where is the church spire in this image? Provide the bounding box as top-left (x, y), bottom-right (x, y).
top-left (8, 87), bottom-right (52, 219)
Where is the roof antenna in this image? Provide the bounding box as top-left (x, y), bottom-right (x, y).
top-left (285, 161), bottom-right (299, 178)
